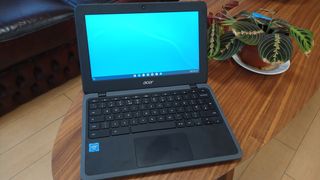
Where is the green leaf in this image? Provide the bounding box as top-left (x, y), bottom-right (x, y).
top-left (207, 23), bottom-right (221, 59)
top-left (258, 33), bottom-right (293, 63)
top-left (213, 32), bottom-right (243, 60)
top-left (231, 21), bottom-right (265, 45)
top-left (289, 26), bottom-right (314, 55)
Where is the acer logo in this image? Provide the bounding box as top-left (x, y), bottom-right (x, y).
top-left (142, 80), bottom-right (154, 85)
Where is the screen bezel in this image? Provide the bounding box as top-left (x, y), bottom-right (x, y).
top-left (75, 2), bottom-right (207, 94)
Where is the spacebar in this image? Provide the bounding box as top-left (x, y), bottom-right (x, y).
top-left (131, 122), bottom-right (176, 133)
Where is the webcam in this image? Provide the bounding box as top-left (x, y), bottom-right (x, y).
top-left (141, 5), bottom-right (145, 9)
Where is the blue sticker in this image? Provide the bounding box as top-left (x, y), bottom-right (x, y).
top-left (89, 143), bottom-right (100, 152)
top-left (252, 12), bottom-right (272, 21)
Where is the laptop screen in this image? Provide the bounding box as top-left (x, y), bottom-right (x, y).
top-left (85, 11), bottom-right (199, 81)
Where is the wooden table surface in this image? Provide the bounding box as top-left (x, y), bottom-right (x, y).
top-left (52, 0), bottom-right (320, 179)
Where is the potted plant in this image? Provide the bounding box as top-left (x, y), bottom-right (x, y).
top-left (207, 1), bottom-right (314, 71)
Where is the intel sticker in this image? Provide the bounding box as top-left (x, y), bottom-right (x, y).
top-left (89, 143), bottom-right (100, 152)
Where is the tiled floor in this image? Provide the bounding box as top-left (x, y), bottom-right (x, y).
top-left (1, 76), bottom-right (320, 180)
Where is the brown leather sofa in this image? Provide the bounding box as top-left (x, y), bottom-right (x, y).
top-left (0, 0), bottom-right (94, 116)
top-left (0, 0), bottom-right (177, 116)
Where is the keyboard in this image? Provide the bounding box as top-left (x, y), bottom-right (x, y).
top-left (87, 88), bottom-right (222, 139)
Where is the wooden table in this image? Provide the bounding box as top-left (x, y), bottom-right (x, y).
top-left (52, 0), bottom-right (320, 179)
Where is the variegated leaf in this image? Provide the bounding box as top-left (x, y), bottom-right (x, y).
top-left (289, 26), bottom-right (314, 55)
top-left (231, 21), bottom-right (265, 45)
top-left (207, 23), bottom-right (221, 58)
top-left (258, 33), bottom-right (293, 64)
top-left (213, 32), bottom-right (243, 60)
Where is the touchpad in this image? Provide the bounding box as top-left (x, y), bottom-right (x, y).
top-left (134, 133), bottom-right (193, 167)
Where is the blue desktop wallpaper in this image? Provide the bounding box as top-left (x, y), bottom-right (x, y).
top-left (85, 12), bottom-right (199, 81)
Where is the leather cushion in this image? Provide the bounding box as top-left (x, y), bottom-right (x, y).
top-left (0, 0), bottom-right (73, 42)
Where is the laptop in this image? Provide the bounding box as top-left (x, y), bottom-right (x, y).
top-left (75, 2), bottom-right (242, 179)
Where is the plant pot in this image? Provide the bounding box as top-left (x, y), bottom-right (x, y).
top-left (238, 45), bottom-right (279, 70)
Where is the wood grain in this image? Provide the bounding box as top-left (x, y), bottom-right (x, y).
top-left (52, 0), bottom-right (320, 179)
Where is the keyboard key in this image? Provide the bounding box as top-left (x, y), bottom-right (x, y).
top-left (101, 97), bottom-right (109, 102)
top-left (111, 97), bottom-right (120, 101)
top-left (148, 104), bottom-right (155, 109)
top-left (151, 109), bottom-right (159, 115)
top-left (89, 123), bottom-right (100, 130)
top-left (168, 108), bottom-right (176, 114)
top-left (131, 121), bottom-right (176, 133)
top-left (203, 117), bottom-right (214, 125)
top-left (183, 112), bottom-right (191, 119)
top-left (89, 103), bottom-right (97, 109)
top-left (139, 117), bottom-right (147, 124)
top-left (134, 99), bottom-right (141, 105)
top-left (181, 101), bottom-right (188, 106)
top-left (177, 107), bottom-right (184, 113)
top-left (142, 110), bottom-right (150, 116)
top-left (120, 120), bottom-right (129, 127)
top-left (207, 117), bottom-right (222, 124)
top-left (159, 97), bottom-right (166, 102)
top-left (112, 127), bottom-right (130, 136)
top-left (167, 96), bottom-right (174, 101)
top-left (102, 108), bottom-right (111, 114)
top-left (174, 114), bottom-right (183, 120)
top-left (148, 116), bottom-right (157, 123)
top-left (202, 104), bottom-right (209, 111)
top-left (175, 95), bottom-right (182, 101)
top-left (89, 98), bottom-right (99, 103)
top-left (192, 112), bottom-right (200, 118)
top-left (112, 107), bottom-right (120, 113)
top-left (157, 116), bottom-right (165, 122)
top-left (115, 114), bottom-right (123, 120)
top-left (173, 102), bottom-right (180, 107)
top-left (194, 118), bottom-right (202, 126)
top-left (122, 106), bottom-right (130, 112)
top-left (111, 121), bottom-right (119, 128)
top-left (105, 115), bottom-right (114, 121)
top-left (164, 102), bottom-right (172, 107)
top-left (98, 103), bottom-right (106, 108)
top-left (89, 109), bottom-right (101, 116)
top-left (130, 119), bottom-right (138, 125)
top-left (89, 130), bottom-right (110, 139)
top-left (125, 99), bottom-right (133, 105)
top-left (132, 95), bottom-right (140, 99)
top-left (176, 121), bottom-right (185, 128)
top-left (143, 98), bottom-right (149, 104)
top-left (183, 94), bottom-right (190, 100)
top-left (193, 105), bottom-right (201, 111)
top-left (185, 120), bottom-right (194, 127)
top-left (208, 110), bottom-right (218, 116)
top-left (156, 103), bottom-right (163, 108)
top-left (139, 104), bottom-right (147, 110)
top-left (100, 122), bottom-right (109, 129)
top-left (189, 99), bottom-right (196, 105)
top-left (133, 111), bottom-right (141, 118)
top-left (130, 105), bottom-right (138, 111)
top-left (116, 100), bottom-right (124, 106)
top-left (88, 116), bottom-right (104, 123)
top-left (151, 97), bottom-right (158, 103)
top-left (122, 96), bottom-right (130, 100)
top-left (107, 101), bottom-right (115, 107)
top-left (191, 93), bottom-right (198, 99)
top-left (159, 108), bottom-right (167, 114)
top-left (124, 112), bottom-right (132, 119)
top-left (186, 106), bottom-right (193, 112)
top-left (166, 115), bottom-right (174, 121)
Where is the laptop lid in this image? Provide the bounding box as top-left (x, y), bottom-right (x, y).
top-left (75, 2), bottom-right (207, 94)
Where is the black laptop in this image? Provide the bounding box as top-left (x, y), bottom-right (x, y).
top-left (75, 2), bottom-right (242, 179)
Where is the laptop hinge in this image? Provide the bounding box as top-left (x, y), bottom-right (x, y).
top-left (190, 84), bottom-right (198, 89)
top-left (98, 92), bottom-right (106, 97)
